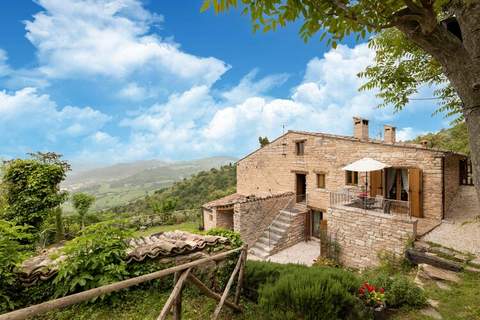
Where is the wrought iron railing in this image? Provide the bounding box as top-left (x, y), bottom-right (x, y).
top-left (329, 191), bottom-right (410, 216)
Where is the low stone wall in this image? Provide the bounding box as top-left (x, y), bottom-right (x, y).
top-left (326, 206), bottom-right (417, 269)
top-left (270, 211), bottom-right (307, 255)
top-left (233, 192), bottom-right (294, 246)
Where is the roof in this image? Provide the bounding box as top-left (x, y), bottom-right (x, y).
top-left (19, 231), bottom-right (229, 286)
top-left (202, 193), bottom-right (248, 209)
top-left (237, 130), bottom-right (467, 163)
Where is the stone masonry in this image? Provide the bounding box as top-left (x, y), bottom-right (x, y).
top-left (237, 130), bottom-right (467, 221)
top-left (326, 206), bottom-right (417, 269)
top-left (233, 192), bottom-right (294, 246)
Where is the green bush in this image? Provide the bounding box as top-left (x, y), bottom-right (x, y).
top-left (243, 261), bottom-right (286, 300)
top-left (365, 271), bottom-right (427, 308)
top-left (206, 228), bottom-right (243, 248)
top-left (258, 266), bottom-right (368, 320)
top-left (0, 220), bottom-right (32, 312)
top-left (53, 221), bottom-right (133, 297)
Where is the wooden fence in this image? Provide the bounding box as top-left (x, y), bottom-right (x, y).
top-left (0, 245), bottom-right (248, 320)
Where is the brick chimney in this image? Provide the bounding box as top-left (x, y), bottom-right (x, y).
top-left (383, 125), bottom-right (396, 144)
top-left (353, 117), bottom-right (369, 141)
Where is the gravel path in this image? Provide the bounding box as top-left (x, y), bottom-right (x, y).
top-left (422, 220), bottom-right (480, 256)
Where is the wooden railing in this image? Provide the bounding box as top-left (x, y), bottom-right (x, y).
top-left (0, 245), bottom-right (248, 320)
top-left (329, 191), bottom-right (410, 216)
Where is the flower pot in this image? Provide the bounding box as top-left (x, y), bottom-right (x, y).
top-left (373, 305), bottom-right (388, 320)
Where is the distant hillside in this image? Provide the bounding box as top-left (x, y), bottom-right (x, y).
top-left (111, 164), bottom-right (236, 215)
top-left (62, 156), bottom-right (237, 212)
top-left (412, 122), bottom-right (469, 155)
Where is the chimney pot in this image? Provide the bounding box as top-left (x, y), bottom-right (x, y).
top-left (353, 117), bottom-right (369, 141)
top-left (383, 125), bottom-right (396, 144)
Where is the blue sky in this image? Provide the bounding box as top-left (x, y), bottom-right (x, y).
top-left (0, 0), bottom-right (451, 169)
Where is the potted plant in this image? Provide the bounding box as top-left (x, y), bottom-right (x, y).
top-left (358, 282), bottom-right (387, 320)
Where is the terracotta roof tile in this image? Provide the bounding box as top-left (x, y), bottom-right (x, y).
top-left (19, 231), bottom-right (229, 286)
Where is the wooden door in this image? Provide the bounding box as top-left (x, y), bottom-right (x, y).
top-left (370, 170), bottom-right (383, 197)
top-left (408, 168), bottom-right (423, 218)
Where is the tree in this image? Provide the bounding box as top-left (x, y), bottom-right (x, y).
top-left (259, 136), bottom-right (270, 147)
top-left (71, 193), bottom-right (96, 229)
top-left (0, 152), bottom-right (70, 233)
top-left (202, 0), bottom-right (480, 201)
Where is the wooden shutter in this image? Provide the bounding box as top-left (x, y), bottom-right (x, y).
top-left (408, 168), bottom-right (423, 218)
top-left (370, 170), bottom-right (383, 197)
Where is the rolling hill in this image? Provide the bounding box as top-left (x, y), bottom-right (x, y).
top-left (62, 156), bottom-right (236, 212)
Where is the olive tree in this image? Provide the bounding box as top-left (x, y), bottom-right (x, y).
top-left (202, 0), bottom-right (480, 201)
top-left (71, 193), bottom-right (95, 229)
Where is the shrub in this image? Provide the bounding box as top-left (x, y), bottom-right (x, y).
top-left (0, 220), bottom-right (32, 312)
top-left (53, 221), bottom-right (133, 298)
top-left (365, 271), bottom-right (427, 308)
top-left (206, 228), bottom-right (243, 248)
top-left (243, 261), bottom-right (287, 300)
top-left (258, 266), bottom-right (368, 320)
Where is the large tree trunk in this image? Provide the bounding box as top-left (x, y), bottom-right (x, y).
top-left (394, 1), bottom-right (480, 202)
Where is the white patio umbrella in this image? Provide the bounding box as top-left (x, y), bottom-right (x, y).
top-left (342, 157), bottom-right (391, 195)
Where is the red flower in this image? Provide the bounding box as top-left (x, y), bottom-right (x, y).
top-left (379, 288), bottom-right (385, 293)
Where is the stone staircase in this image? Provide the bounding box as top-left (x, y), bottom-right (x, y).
top-left (249, 203), bottom-right (307, 259)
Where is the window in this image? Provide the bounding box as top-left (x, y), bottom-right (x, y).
top-left (345, 170), bottom-right (358, 185)
top-left (295, 141), bottom-right (305, 156)
top-left (460, 159), bottom-right (474, 185)
top-left (316, 173), bottom-right (326, 189)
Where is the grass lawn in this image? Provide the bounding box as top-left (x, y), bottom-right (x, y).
top-left (390, 271), bottom-right (480, 320)
top-left (133, 221), bottom-right (201, 237)
top-left (34, 287), bottom-right (261, 320)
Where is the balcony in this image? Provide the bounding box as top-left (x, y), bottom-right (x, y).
top-left (329, 191), bottom-right (410, 216)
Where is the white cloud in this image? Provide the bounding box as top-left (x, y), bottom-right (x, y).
top-left (118, 82), bottom-right (148, 101)
top-left (88, 43), bottom-right (395, 162)
top-left (25, 0), bottom-right (229, 87)
top-left (397, 127), bottom-right (428, 141)
top-left (0, 87), bottom-right (110, 153)
top-left (0, 49), bottom-right (10, 77)
top-left (220, 69), bottom-right (288, 104)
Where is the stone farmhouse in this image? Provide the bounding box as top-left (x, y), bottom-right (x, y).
top-left (202, 117), bottom-right (477, 268)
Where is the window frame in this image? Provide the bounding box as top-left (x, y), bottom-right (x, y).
top-left (316, 173), bottom-right (326, 189)
top-left (345, 170), bottom-right (359, 185)
top-left (295, 140), bottom-right (305, 156)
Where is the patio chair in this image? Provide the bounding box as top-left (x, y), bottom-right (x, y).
top-left (383, 199), bottom-right (392, 214)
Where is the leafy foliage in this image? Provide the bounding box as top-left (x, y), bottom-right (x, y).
top-left (257, 265), bottom-right (367, 320)
top-left (411, 122), bottom-right (470, 154)
top-left (358, 29), bottom-right (462, 120)
top-left (71, 193), bottom-right (96, 229)
top-left (0, 152), bottom-right (70, 232)
top-left (364, 271), bottom-right (427, 308)
top-left (206, 228), bottom-right (243, 248)
top-left (53, 221), bottom-right (132, 297)
top-left (258, 136), bottom-right (270, 147)
top-left (112, 164), bottom-right (236, 215)
top-left (0, 220), bottom-right (32, 312)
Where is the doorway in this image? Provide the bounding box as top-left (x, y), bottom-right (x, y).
top-left (311, 210), bottom-right (323, 238)
top-left (296, 173), bottom-right (306, 203)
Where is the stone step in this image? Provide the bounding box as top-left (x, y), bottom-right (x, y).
top-left (256, 236), bottom-right (277, 246)
top-left (249, 248), bottom-right (269, 259)
top-left (269, 225), bottom-right (286, 236)
top-left (272, 220), bottom-right (290, 230)
top-left (279, 209), bottom-right (297, 217)
top-left (277, 214), bottom-right (293, 224)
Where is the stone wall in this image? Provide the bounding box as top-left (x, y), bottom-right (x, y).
top-left (233, 192), bottom-right (294, 246)
top-left (203, 208), bottom-right (216, 230)
top-left (444, 153), bottom-right (465, 216)
top-left (445, 185), bottom-right (480, 220)
top-left (326, 206), bottom-right (417, 269)
top-left (237, 131), bottom-right (451, 220)
top-left (270, 211), bottom-right (307, 255)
